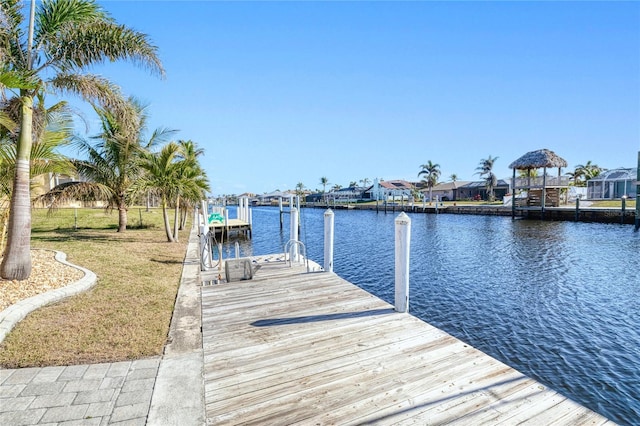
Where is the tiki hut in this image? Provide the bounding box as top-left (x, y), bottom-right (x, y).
top-left (509, 149), bottom-right (569, 217)
top-left (509, 149), bottom-right (568, 171)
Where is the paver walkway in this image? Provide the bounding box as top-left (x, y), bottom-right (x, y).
top-left (0, 358), bottom-right (160, 425)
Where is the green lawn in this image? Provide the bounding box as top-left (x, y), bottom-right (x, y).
top-left (0, 207), bottom-right (188, 368)
top-left (588, 199), bottom-right (637, 208)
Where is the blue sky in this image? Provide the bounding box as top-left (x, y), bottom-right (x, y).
top-left (76, 1), bottom-right (640, 195)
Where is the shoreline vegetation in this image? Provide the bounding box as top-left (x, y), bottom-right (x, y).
top-left (0, 208), bottom-right (188, 368)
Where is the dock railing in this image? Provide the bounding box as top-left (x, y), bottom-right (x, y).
top-left (513, 175), bottom-right (569, 188)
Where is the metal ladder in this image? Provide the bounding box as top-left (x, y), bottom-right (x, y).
top-left (283, 239), bottom-right (310, 272)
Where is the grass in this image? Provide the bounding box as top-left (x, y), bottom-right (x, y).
top-left (0, 207), bottom-right (188, 368)
top-left (588, 199), bottom-right (637, 208)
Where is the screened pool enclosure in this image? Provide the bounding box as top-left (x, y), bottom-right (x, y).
top-left (587, 168), bottom-right (638, 199)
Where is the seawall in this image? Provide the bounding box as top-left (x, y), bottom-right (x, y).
top-left (303, 203), bottom-right (637, 225)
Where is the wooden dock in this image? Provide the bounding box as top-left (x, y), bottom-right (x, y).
top-left (201, 257), bottom-right (612, 425)
top-left (209, 218), bottom-right (252, 238)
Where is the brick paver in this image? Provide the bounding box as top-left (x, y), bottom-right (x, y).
top-left (0, 358), bottom-right (160, 425)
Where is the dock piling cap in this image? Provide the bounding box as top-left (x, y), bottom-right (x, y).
top-left (395, 212), bottom-right (411, 224)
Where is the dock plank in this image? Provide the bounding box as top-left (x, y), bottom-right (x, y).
top-left (202, 257), bottom-right (611, 425)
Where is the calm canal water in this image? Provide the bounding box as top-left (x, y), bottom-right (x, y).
top-left (219, 206), bottom-right (640, 425)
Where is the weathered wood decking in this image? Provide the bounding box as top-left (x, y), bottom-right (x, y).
top-left (201, 257), bottom-right (612, 425)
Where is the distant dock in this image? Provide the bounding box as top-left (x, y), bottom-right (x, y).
top-left (206, 197), bottom-right (253, 238)
top-left (208, 218), bottom-right (252, 238)
top-left (304, 202), bottom-right (637, 225)
top-left (201, 256), bottom-right (612, 425)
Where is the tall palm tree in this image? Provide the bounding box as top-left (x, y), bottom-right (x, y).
top-left (418, 161), bottom-right (441, 201)
top-left (0, 0), bottom-right (164, 279)
top-left (295, 182), bottom-right (305, 197)
top-left (359, 177), bottom-right (371, 187)
top-left (319, 176), bottom-right (329, 193)
top-left (449, 174), bottom-right (458, 182)
top-left (476, 155), bottom-right (499, 201)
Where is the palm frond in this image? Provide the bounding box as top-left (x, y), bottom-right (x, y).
top-left (0, 100), bottom-right (75, 197)
top-left (0, 110), bottom-right (16, 133)
top-left (36, 0), bottom-right (110, 35)
top-left (0, 69), bottom-right (39, 92)
top-left (0, 95), bottom-right (22, 129)
top-left (36, 0), bottom-right (164, 77)
top-left (0, 0), bottom-right (26, 68)
top-left (147, 127), bottom-right (178, 151)
top-left (0, 0), bottom-right (25, 34)
top-left (30, 127), bottom-right (76, 177)
top-left (47, 72), bottom-right (127, 112)
top-left (33, 180), bottom-right (112, 208)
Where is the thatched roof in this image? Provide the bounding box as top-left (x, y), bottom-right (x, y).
top-left (508, 149), bottom-right (568, 170)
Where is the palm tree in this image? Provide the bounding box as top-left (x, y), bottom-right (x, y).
top-left (42, 99), bottom-right (174, 233)
top-left (140, 142), bottom-right (180, 242)
top-left (476, 156), bottom-right (499, 201)
top-left (567, 170), bottom-right (581, 186)
top-left (418, 161), bottom-right (441, 201)
top-left (449, 174), bottom-right (458, 182)
top-left (518, 169), bottom-right (538, 179)
top-left (359, 177), bottom-right (371, 187)
top-left (573, 161), bottom-right (603, 186)
top-left (295, 182), bottom-right (305, 197)
top-left (171, 161), bottom-right (209, 239)
top-left (584, 162), bottom-right (604, 180)
top-left (0, 0), bottom-right (164, 280)
top-left (139, 141), bottom-right (209, 242)
top-left (319, 176), bottom-right (329, 193)
top-left (173, 139), bottom-right (209, 235)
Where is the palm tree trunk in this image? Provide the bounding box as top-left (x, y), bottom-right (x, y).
top-left (161, 198), bottom-right (175, 242)
top-left (117, 202), bottom-right (128, 232)
top-left (1, 208), bottom-right (9, 255)
top-left (173, 196), bottom-right (180, 242)
top-left (179, 206), bottom-right (187, 230)
top-left (1, 95), bottom-right (33, 280)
